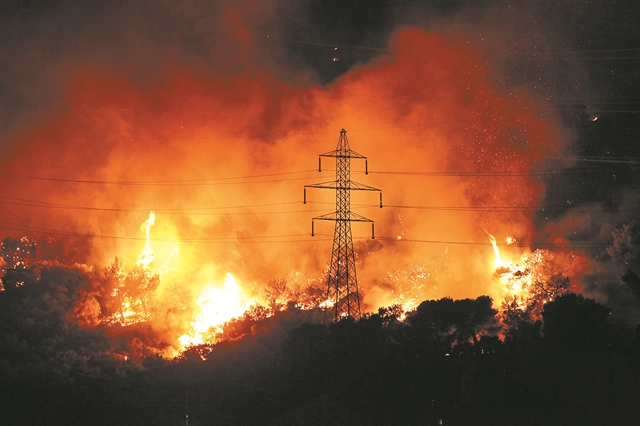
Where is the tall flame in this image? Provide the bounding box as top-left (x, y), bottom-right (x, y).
top-left (489, 233), bottom-right (541, 309)
top-left (137, 212), bottom-right (155, 268)
top-left (488, 234), bottom-right (503, 269)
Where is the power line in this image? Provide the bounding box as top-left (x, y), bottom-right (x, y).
top-left (375, 236), bottom-right (611, 249)
top-left (0, 170), bottom-right (319, 186)
top-left (0, 196), bottom-right (329, 215)
top-left (2, 196), bottom-right (637, 215)
top-left (524, 156), bottom-right (640, 165)
top-left (379, 204), bottom-right (639, 213)
top-left (0, 221), bottom-right (329, 244)
top-left (0, 196), bottom-right (300, 212)
top-left (370, 168), bottom-right (637, 177)
top-left (2, 157), bottom-right (637, 187)
top-left (0, 221), bottom-right (613, 249)
top-left (9, 118), bottom-right (488, 142)
top-left (293, 35), bottom-right (640, 58)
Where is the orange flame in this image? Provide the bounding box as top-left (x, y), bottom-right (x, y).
top-left (137, 212), bottom-right (155, 268)
top-left (488, 233), bottom-right (504, 269)
top-left (488, 233), bottom-right (528, 297)
top-left (179, 273), bottom-right (255, 347)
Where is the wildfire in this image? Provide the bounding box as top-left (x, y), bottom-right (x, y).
top-left (0, 23), bottom-right (592, 363)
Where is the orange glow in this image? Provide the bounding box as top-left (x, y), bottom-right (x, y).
top-left (0, 28), bottom-right (575, 357)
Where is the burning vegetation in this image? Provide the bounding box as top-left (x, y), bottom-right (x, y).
top-left (1, 0), bottom-right (639, 423)
top-left (1, 232), bottom-right (638, 425)
top-left (0, 216), bottom-right (632, 361)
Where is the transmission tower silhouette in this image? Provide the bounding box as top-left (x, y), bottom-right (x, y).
top-left (304, 129), bottom-right (382, 321)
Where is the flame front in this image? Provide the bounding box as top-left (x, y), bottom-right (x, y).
top-left (179, 273), bottom-right (255, 347)
top-left (103, 213), bottom-right (262, 352)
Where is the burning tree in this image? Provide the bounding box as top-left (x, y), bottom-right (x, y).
top-left (103, 258), bottom-right (159, 326)
top-left (488, 235), bottom-right (575, 340)
top-left (499, 271), bottom-right (571, 318)
top-left (495, 262), bottom-right (572, 341)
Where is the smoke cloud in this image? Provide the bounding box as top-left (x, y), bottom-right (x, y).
top-left (2, 0), bottom-right (638, 336)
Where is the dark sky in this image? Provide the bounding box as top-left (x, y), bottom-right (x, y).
top-left (1, 0), bottom-right (638, 320)
top-left (2, 0), bottom-right (637, 137)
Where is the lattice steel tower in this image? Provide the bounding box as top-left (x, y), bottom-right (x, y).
top-left (304, 129), bottom-right (382, 321)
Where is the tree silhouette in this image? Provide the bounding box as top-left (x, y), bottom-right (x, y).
top-left (408, 296), bottom-right (498, 356)
top-left (542, 293), bottom-right (612, 351)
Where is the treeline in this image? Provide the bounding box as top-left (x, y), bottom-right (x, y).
top-left (1, 248), bottom-right (639, 425)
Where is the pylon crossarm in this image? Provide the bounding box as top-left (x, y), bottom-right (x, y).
top-left (305, 181), bottom-right (380, 192)
top-left (304, 181), bottom-right (338, 190)
top-left (319, 149), bottom-right (367, 159)
top-left (347, 212), bottom-right (374, 223)
top-left (312, 212), bottom-right (339, 221)
top-left (311, 212), bottom-right (373, 223)
top-left (348, 180), bottom-right (381, 192)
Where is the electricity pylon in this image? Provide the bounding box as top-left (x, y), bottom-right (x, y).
top-left (304, 129), bottom-right (382, 321)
